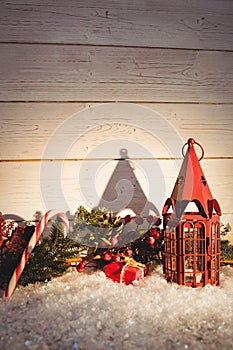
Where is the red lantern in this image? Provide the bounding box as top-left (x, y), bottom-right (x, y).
top-left (162, 138), bottom-right (221, 287)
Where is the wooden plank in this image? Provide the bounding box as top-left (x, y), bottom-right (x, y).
top-left (0, 103), bottom-right (232, 160)
top-left (0, 159), bottom-right (232, 226)
top-left (0, 44), bottom-right (233, 103)
top-left (0, 0), bottom-right (233, 50)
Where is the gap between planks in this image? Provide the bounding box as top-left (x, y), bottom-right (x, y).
top-left (0, 157), bottom-right (232, 163)
top-left (0, 41), bottom-right (232, 53)
top-left (0, 101), bottom-right (233, 105)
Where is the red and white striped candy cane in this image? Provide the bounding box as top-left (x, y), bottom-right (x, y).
top-left (4, 210), bottom-right (69, 298)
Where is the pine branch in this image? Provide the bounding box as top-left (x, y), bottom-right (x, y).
top-left (19, 223), bottom-right (82, 286)
top-left (221, 240), bottom-right (233, 261)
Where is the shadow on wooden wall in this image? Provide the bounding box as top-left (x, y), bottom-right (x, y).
top-left (98, 148), bottom-right (159, 216)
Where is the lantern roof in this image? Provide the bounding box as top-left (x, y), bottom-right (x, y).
top-left (162, 138), bottom-right (221, 219)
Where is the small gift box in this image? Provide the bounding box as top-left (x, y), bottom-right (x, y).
top-left (105, 261), bottom-right (148, 285)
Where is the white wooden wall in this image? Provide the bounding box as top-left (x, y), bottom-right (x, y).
top-left (0, 1), bottom-right (232, 230)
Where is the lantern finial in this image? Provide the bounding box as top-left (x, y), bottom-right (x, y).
top-left (188, 137), bottom-right (195, 145)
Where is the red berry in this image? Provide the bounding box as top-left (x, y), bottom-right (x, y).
top-left (77, 261), bottom-right (86, 273)
top-left (125, 248), bottom-right (133, 257)
top-left (149, 227), bottom-right (160, 239)
top-left (124, 215), bottom-right (131, 223)
top-left (113, 253), bottom-right (121, 262)
top-left (154, 217), bottom-right (162, 226)
top-left (100, 241), bottom-right (107, 248)
top-left (149, 227), bottom-right (156, 235)
top-left (77, 266), bottom-right (85, 272)
top-left (147, 236), bottom-right (155, 246)
top-left (103, 252), bottom-right (112, 261)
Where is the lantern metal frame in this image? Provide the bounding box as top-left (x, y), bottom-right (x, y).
top-left (162, 138), bottom-right (221, 287)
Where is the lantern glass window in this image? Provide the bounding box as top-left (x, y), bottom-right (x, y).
top-left (164, 226), bottom-right (177, 282)
top-left (183, 221), bottom-right (206, 285)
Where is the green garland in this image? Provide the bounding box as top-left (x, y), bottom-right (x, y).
top-left (71, 205), bottom-right (163, 267)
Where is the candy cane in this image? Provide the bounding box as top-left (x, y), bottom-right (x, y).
top-left (4, 210), bottom-right (69, 298)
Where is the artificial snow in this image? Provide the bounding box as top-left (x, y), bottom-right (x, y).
top-left (0, 266), bottom-right (233, 350)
